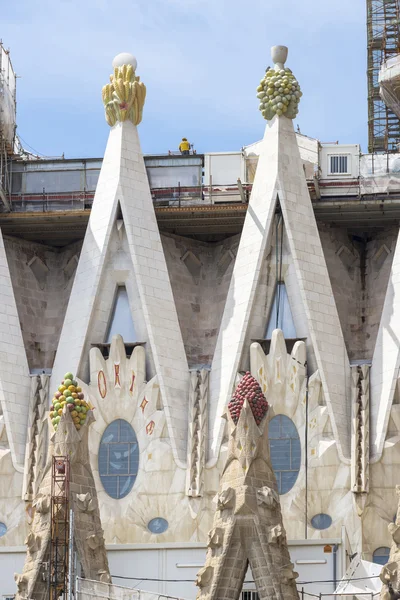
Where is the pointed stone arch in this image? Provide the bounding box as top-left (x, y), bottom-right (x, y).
top-left (209, 115), bottom-right (350, 463)
top-left (51, 121), bottom-right (189, 464)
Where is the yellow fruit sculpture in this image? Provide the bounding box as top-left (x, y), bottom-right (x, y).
top-left (102, 62), bottom-right (146, 127)
top-left (49, 371), bottom-right (92, 432)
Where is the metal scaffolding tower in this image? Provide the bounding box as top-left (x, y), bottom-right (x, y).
top-left (49, 456), bottom-right (71, 600)
top-left (367, 0), bottom-right (400, 152)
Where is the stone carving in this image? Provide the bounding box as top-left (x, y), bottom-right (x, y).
top-left (208, 528), bottom-right (224, 548)
top-left (22, 374), bottom-right (49, 502)
top-left (196, 371), bottom-right (299, 600)
top-left (99, 570), bottom-right (112, 583)
top-left (187, 369), bottom-right (209, 497)
top-left (15, 396), bottom-right (110, 600)
top-left (268, 524), bottom-right (286, 545)
top-left (76, 492), bottom-right (95, 512)
top-left (32, 494), bottom-right (50, 514)
top-left (25, 531), bottom-right (41, 554)
top-left (87, 533), bottom-right (103, 550)
top-left (217, 487), bottom-right (235, 511)
top-left (388, 522), bottom-right (400, 546)
top-left (14, 574), bottom-right (28, 596)
top-left (380, 486), bottom-right (400, 599)
top-left (257, 486), bottom-right (279, 508)
top-left (351, 365), bottom-right (370, 515)
top-left (257, 45), bottom-right (302, 121)
top-left (102, 53), bottom-right (146, 127)
top-left (196, 566), bottom-right (214, 588)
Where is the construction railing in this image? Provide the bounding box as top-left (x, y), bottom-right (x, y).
top-left (75, 578), bottom-right (188, 600)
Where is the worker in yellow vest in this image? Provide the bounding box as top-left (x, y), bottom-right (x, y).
top-left (179, 137), bottom-right (190, 155)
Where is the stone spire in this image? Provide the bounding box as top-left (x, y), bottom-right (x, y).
top-left (209, 46), bottom-right (350, 463)
top-left (196, 372), bottom-right (299, 600)
top-left (51, 54), bottom-right (189, 464)
top-left (14, 396), bottom-right (110, 600)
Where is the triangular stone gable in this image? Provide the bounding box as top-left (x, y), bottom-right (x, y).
top-left (209, 115), bottom-right (350, 462)
top-left (51, 121), bottom-right (189, 464)
top-left (370, 229), bottom-right (400, 459)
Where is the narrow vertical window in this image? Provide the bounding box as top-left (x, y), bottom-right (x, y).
top-left (265, 282), bottom-right (296, 339)
top-left (106, 286), bottom-right (136, 342)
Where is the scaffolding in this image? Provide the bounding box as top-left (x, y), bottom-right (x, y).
top-left (49, 456), bottom-right (71, 600)
top-left (367, 0), bottom-right (400, 152)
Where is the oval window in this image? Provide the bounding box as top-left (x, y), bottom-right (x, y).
top-left (373, 547), bottom-right (390, 566)
top-left (0, 522), bottom-right (7, 537)
top-left (268, 414), bottom-right (301, 494)
top-left (311, 514), bottom-right (332, 530)
top-left (148, 518), bottom-right (169, 534)
top-left (99, 419), bottom-right (139, 499)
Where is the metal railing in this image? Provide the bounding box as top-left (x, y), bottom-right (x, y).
top-left (7, 183), bottom-right (252, 213)
top-left (76, 578), bottom-right (188, 600)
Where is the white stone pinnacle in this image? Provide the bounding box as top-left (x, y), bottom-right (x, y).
top-left (271, 45), bottom-right (288, 70)
top-left (112, 52), bottom-right (137, 70)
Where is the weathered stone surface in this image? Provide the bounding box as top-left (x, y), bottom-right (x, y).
top-left (196, 371), bottom-right (299, 600)
top-left (15, 407), bottom-right (110, 599)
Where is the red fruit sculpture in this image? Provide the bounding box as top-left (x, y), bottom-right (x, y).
top-left (228, 371), bottom-right (269, 426)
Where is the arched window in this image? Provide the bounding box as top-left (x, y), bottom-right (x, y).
top-left (311, 514), bottom-right (332, 530)
top-left (99, 419), bottom-right (139, 499)
top-left (373, 547), bottom-right (390, 566)
top-left (268, 414), bottom-right (301, 494)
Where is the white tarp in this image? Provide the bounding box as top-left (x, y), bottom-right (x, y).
top-left (0, 45), bottom-right (16, 148)
top-left (360, 154), bottom-right (400, 195)
top-left (335, 558), bottom-right (381, 599)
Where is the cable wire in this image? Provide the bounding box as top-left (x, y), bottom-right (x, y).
top-left (111, 573), bottom-right (382, 586)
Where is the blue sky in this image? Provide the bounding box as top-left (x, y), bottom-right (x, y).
top-left (3, 0), bottom-right (367, 158)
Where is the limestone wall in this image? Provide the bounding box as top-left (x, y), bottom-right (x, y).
top-left (318, 224), bottom-right (397, 362)
top-left (161, 233), bottom-right (239, 368)
top-left (4, 236), bottom-right (82, 370)
top-left (2, 225), bottom-right (398, 373)
top-left (318, 225), bottom-right (362, 362)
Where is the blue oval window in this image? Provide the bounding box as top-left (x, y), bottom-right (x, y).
top-left (99, 419), bottom-right (139, 499)
top-left (148, 518), bottom-right (168, 534)
top-left (373, 547), bottom-right (390, 566)
top-left (268, 415), bottom-right (301, 494)
top-left (311, 514), bottom-right (332, 530)
top-left (0, 522), bottom-right (7, 537)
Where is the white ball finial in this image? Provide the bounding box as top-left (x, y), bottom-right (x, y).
top-left (271, 45), bottom-right (288, 70)
top-left (112, 52), bottom-right (137, 71)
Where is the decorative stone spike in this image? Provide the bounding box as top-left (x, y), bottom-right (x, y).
top-left (196, 378), bottom-right (299, 600)
top-left (351, 364), bottom-right (370, 516)
top-left (22, 375), bottom-right (50, 502)
top-left (187, 369), bottom-right (209, 497)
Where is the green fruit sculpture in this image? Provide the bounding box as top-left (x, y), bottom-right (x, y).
top-left (257, 67), bottom-right (302, 120)
top-left (49, 371), bottom-right (92, 432)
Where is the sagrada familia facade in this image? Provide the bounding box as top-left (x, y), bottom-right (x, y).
top-left (2, 45), bottom-right (400, 599)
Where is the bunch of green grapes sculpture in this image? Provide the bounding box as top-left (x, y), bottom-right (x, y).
top-left (257, 67), bottom-right (302, 120)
